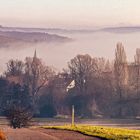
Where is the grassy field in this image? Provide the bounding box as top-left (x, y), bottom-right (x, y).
top-left (42, 125), bottom-right (140, 140)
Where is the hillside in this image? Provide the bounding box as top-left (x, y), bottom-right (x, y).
top-left (101, 26), bottom-right (140, 33)
top-left (0, 29), bottom-right (72, 48)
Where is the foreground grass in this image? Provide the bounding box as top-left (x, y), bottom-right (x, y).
top-left (42, 125), bottom-right (140, 140)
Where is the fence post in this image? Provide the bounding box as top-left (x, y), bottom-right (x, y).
top-left (72, 105), bottom-right (75, 126)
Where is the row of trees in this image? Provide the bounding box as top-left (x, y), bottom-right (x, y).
top-left (0, 52), bottom-right (55, 127)
top-left (0, 43), bottom-right (140, 124)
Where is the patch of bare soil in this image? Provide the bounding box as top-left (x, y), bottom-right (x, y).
top-left (4, 128), bottom-right (58, 140)
top-left (35, 128), bottom-right (104, 140)
top-left (3, 127), bottom-right (104, 140)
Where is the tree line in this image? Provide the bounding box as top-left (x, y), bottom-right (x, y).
top-left (0, 43), bottom-right (140, 121)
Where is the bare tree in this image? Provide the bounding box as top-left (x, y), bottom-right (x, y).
top-left (24, 55), bottom-right (55, 103)
top-left (134, 48), bottom-right (140, 97)
top-left (114, 43), bottom-right (128, 117)
top-left (1, 82), bottom-right (33, 128)
top-left (5, 59), bottom-right (24, 77)
top-left (68, 54), bottom-right (100, 116)
top-left (4, 56), bottom-right (55, 101)
top-left (68, 54), bottom-right (98, 94)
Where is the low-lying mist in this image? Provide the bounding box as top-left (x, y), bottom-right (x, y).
top-left (1, 31), bottom-right (140, 73)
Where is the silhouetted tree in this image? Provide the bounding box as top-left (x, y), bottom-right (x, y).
top-left (5, 59), bottom-right (24, 77)
top-left (114, 43), bottom-right (128, 117)
top-left (2, 83), bottom-right (33, 128)
top-left (68, 54), bottom-right (101, 117)
top-left (24, 54), bottom-right (55, 103)
top-left (134, 48), bottom-right (140, 97)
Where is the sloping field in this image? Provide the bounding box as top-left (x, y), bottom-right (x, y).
top-left (42, 125), bottom-right (140, 140)
top-left (3, 127), bottom-right (102, 140)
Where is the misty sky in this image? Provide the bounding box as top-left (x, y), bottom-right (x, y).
top-left (0, 0), bottom-right (140, 28)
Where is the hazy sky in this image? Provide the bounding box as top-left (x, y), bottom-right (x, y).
top-left (0, 0), bottom-right (140, 28)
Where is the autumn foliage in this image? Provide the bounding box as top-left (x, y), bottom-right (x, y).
top-left (0, 131), bottom-right (6, 140)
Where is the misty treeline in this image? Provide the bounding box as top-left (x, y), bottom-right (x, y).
top-left (0, 42), bottom-right (140, 119)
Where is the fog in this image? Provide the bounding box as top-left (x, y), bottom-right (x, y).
top-left (0, 31), bottom-right (140, 73)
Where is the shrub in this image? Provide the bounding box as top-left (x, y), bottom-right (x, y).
top-left (6, 106), bottom-right (33, 128)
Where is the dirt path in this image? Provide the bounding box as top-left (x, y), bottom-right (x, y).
top-left (36, 128), bottom-right (105, 140)
top-left (4, 128), bottom-right (58, 140)
top-left (3, 127), bottom-right (104, 140)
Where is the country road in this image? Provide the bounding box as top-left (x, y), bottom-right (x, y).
top-left (3, 128), bottom-right (104, 140)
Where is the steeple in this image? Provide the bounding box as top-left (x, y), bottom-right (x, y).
top-left (34, 49), bottom-right (37, 59)
top-left (33, 49), bottom-right (37, 63)
top-left (32, 49), bottom-right (40, 66)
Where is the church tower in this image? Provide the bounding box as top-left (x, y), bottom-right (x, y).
top-left (32, 49), bottom-right (40, 67)
top-left (32, 49), bottom-right (37, 63)
top-left (31, 49), bottom-right (40, 96)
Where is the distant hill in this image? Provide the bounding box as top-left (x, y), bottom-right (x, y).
top-left (0, 26), bottom-right (140, 48)
top-left (43, 26), bottom-right (140, 34)
top-left (0, 35), bottom-right (18, 44)
top-left (101, 26), bottom-right (140, 33)
top-left (0, 26), bottom-right (98, 34)
top-left (0, 28), bottom-right (72, 48)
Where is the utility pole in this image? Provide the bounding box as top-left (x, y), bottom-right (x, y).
top-left (72, 105), bottom-right (75, 126)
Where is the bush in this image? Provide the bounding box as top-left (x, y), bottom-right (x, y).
top-left (6, 106), bottom-right (33, 128)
